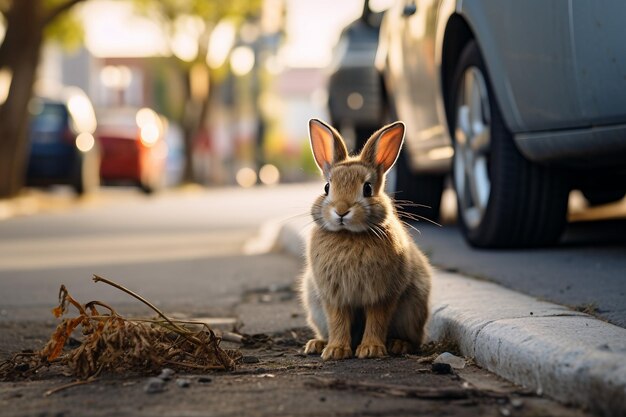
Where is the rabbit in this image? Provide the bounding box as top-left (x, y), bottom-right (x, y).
top-left (300, 119), bottom-right (432, 360)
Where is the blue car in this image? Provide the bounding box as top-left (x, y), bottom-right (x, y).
top-left (26, 88), bottom-right (100, 195)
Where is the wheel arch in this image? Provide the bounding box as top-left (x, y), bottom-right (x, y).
top-left (438, 10), bottom-right (523, 138)
top-left (440, 14), bottom-right (474, 139)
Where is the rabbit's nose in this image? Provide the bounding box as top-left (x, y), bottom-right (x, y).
top-left (335, 209), bottom-right (351, 218)
top-left (335, 201), bottom-right (350, 216)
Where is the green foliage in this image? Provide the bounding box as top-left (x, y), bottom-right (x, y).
top-left (134, 0), bottom-right (262, 22)
top-left (44, 5), bottom-right (84, 50)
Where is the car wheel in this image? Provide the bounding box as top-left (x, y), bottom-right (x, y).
top-left (582, 188), bottom-right (626, 206)
top-left (73, 150), bottom-right (100, 196)
top-left (450, 40), bottom-right (569, 248)
top-left (393, 145), bottom-right (445, 223)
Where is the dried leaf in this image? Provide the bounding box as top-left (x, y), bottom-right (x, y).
top-left (1, 277), bottom-right (241, 381)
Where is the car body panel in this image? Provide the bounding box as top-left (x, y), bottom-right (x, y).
top-left (99, 134), bottom-right (142, 180)
top-left (327, 9), bottom-right (385, 128)
top-left (26, 94), bottom-right (98, 187)
top-left (97, 108), bottom-right (167, 187)
top-left (569, 1), bottom-right (626, 125)
top-left (380, 0), bottom-right (626, 171)
top-left (380, 0), bottom-right (452, 173)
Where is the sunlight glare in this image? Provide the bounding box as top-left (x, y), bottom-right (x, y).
top-left (207, 20), bottom-right (236, 69)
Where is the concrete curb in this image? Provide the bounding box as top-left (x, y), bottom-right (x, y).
top-left (274, 217), bottom-right (626, 417)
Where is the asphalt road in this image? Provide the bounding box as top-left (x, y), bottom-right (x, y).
top-left (1, 183), bottom-right (624, 330)
top-left (0, 185), bottom-right (313, 323)
top-left (412, 190), bottom-right (626, 327)
top-left (0, 184), bottom-right (594, 417)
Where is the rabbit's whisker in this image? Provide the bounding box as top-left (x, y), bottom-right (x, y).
top-left (400, 220), bottom-right (421, 235)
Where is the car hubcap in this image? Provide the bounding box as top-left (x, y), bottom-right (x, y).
top-left (454, 67), bottom-right (491, 230)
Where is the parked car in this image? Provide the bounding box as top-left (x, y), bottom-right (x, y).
top-left (327, 0), bottom-right (386, 152)
top-left (26, 88), bottom-right (100, 195)
top-left (377, 0), bottom-right (626, 248)
top-left (97, 107), bottom-right (168, 194)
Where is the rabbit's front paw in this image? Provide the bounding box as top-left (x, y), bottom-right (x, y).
top-left (356, 343), bottom-right (387, 359)
top-left (321, 344), bottom-right (353, 360)
top-left (304, 339), bottom-right (327, 355)
top-left (387, 339), bottom-right (412, 355)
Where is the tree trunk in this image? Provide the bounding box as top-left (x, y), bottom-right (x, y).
top-left (0, 0), bottom-right (45, 198)
top-left (180, 67), bottom-right (214, 184)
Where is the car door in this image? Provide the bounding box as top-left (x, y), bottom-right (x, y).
top-left (397, 0), bottom-right (449, 172)
top-left (570, 0), bottom-right (626, 126)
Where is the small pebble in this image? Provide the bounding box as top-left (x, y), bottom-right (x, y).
top-left (433, 352), bottom-right (466, 369)
top-left (158, 368), bottom-right (175, 381)
top-left (510, 398), bottom-right (524, 409)
top-left (499, 407), bottom-right (511, 416)
top-left (176, 378), bottom-right (191, 388)
top-left (15, 363), bottom-right (29, 372)
top-left (144, 377), bottom-right (166, 394)
top-left (242, 356), bottom-right (260, 364)
top-left (431, 362), bottom-right (453, 374)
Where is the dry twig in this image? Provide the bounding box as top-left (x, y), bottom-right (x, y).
top-left (0, 276), bottom-right (241, 381)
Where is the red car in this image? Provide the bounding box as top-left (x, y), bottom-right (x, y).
top-left (97, 107), bottom-right (168, 193)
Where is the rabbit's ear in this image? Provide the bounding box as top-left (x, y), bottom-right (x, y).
top-left (309, 119), bottom-right (348, 177)
top-left (361, 122), bottom-right (405, 173)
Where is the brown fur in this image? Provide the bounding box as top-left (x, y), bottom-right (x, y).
top-left (301, 120), bottom-right (432, 360)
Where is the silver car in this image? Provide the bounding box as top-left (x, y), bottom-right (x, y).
top-left (377, 0), bottom-right (626, 248)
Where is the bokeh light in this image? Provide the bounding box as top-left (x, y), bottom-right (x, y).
top-left (171, 32), bottom-right (198, 62)
top-left (0, 69), bottom-right (11, 105)
top-left (66, 91), bottom-right (97, 134)
top-left (140, 124), bottom-right (160, 147)
top-left (259, 164), bottom-right (280, 185)
top-left (207, 20), bottom-right (236, 69)
top-left (230, 46), bottom-right (255, 77)
top-left (100, 65), bottom-right (132, 89)
top-left (136, 107), bottom-right (158, 128)
top-left (75, 132), bottom-right (95, 153)
top-left (236, 167), bottom-right (257, 188)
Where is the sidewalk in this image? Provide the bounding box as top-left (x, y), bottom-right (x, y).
top-left (272, 216), bottom-right (626, 417)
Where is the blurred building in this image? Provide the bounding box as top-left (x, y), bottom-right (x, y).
top-left (35, 0), bottom-right (374, 187)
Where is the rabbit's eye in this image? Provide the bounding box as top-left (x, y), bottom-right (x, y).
top-left (324, 182), bottom-right (330, 195)
top-left (363, 182), bottom-right (373, 197)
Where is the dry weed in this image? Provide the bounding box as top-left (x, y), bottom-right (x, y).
top-left (0, 275), bottom-right (241, 381)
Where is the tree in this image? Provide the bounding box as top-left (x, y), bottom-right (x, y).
top-left (0, 0), bottom-right (262, 198)
top-left (0, 0), bottom-right (86, 198)
top-left (135, 0), bottom-right (262, 183)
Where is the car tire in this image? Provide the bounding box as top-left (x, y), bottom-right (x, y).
top-left (393, 146), bottom-right (445, 223)
top-left (582, 188), bottom-right (626, 206)
top-left (449, 40), bottom-right (569, 248)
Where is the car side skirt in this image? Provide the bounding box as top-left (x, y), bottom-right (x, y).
top-left (515, 123), bottom-right (626, 169)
